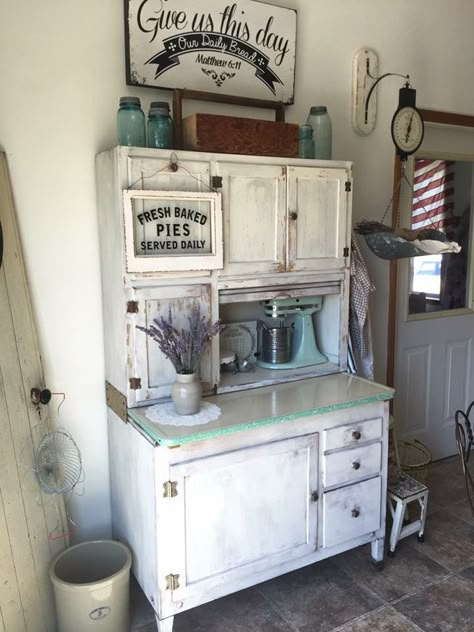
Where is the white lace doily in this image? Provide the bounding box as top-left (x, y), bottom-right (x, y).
top-left (145, 401), bottom-right (221, 427)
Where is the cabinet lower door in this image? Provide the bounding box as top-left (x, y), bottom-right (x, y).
top-left (287, 166), bottom-right (350, 272)
top-left (128, 284), bottom-right (214, 405)
top-left (216, 162), bottom-right (287, 276)
top-left (164, 434), bottom-right (318, 603)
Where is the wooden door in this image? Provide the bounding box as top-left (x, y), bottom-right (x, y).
top-left (0, 153), bottom-right (67, 632)
top-left (287, 166), bottom-right (350, 273)
top-left (163, 434), bottom-right (318, 604)
top-left (128, 284), bottom-right (214, 406)
top-left (216, 162), bottom-right (287, 276)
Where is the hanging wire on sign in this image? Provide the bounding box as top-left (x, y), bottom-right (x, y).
top-left (454, 403), bottom-right (474, 517)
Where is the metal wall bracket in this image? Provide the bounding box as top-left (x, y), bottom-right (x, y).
top-left (352, 47), bottom-right (378, 135)
top-left (105, 381), bottom-right (127, 423)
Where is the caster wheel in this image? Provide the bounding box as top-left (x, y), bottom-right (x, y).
top-left (387, 549), bottom-right (395, 557)
top-left (417, 534), bottom-right (425, 543)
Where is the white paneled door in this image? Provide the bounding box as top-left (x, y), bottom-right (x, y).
top-left (0, 153), bottom-right (67, 632)
top-left (394, 153), bottom-right (474, 460)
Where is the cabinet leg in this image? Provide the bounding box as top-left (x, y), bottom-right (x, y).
top-left (155, 614), bottom-right (174, 632)
top-left (371, 537), bottom-right (385, 564)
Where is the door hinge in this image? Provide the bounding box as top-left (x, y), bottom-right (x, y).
top-left (343, 246), bottom-right (350, 257)
top-left (345, 181), bottom-right (352, 192)
top-left (127, 300), bottom-right (139, 314)
top-left (129, 377), bottom-right (141, 390)
top-left (165, 574), bottom-right (180, 591)
top-left (163, 480), bottom-right (178, 498)
top-left (211, 175), bottom-right (222, 188)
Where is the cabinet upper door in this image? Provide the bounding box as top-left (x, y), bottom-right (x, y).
top-left (161, 434), bottom-right (318, 605)
top-left (287, 166), bottom-right (351, 273)
top-left (216, 162), bottom-right (287, 276)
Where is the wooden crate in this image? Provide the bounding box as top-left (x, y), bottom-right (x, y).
top-left (182, 113), bottom-right (298, 157)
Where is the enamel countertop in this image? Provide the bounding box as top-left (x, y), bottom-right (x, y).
top-left (127, 373), bottom-right (394, 446)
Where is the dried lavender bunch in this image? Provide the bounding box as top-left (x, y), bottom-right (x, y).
top-left (137, 306), bottom-right (222, 374)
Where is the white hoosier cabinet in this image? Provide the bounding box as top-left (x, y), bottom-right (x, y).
top-left (96, 147), bottom-right (393, 632)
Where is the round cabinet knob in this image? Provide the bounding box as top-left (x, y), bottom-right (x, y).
top-left (311, 491), bottom-right (319, 502)
top-left (352, 461), bottom-right (361, 470)
top-left (352, 508), bottom-right (360, 518)
top-left (289, 212), bottom-right (298, 221)
top-left (352, 430), bottom-right (361, 441)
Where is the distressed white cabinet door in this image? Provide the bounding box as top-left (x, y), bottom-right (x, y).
top-left (287, 166), bottom-right (350, 272)
top-left (128, 284), bottom-right (214, 406)
top-left (162, 434), bottom-right (318, 605)
top-left (216, 162), bottom-right (287, 276)
top-left (128, 154), bottom-right (211, 192)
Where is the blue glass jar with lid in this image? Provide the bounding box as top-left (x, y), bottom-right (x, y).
top-left (147, 101), bottom-right (174, 149)
top-left (117, 96), bottom-right (146, 147)
top-left (306, 106), bottom-right (332, 159)
top-left (298, 124), bottom-right (315, 158)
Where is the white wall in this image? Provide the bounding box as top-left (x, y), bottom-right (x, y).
top-left (0, 0), bottom-right (473, 538)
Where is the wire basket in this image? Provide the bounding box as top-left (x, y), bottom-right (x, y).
top-left (398, 439), bottom-right (432, 485)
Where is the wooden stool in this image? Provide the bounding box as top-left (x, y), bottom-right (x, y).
top-left (387, 472), bottom-right (429, 555)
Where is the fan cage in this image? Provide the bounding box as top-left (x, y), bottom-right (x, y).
top-left (35, 430), bottom-right (82, 494)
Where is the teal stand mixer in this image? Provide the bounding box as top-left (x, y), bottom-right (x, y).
top-left (256, 297), bottom-right (328, 369)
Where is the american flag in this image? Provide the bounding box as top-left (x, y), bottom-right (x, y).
top-left (412, 159), bottom-right (455, 231)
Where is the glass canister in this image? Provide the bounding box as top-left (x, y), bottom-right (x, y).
top-left (298, 124), bottom-right (315, 159)
top-left (117, 96), bottom-right (146, 147)
top-left (306, 106), bottom-right (332, 159)
top-left (147, 101), bottom-right (174, 149)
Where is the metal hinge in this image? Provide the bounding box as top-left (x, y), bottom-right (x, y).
top-left (163, 481), bottom-right (178, 498)
top-left (211, 175), bottom-right (222, 188)
top-left (129, 377), bottom-right (141, 390)
top-left (343, 246), bottom-right (350, 257)
top-left (345, 181), bottom-right (352, 192)
top-left (165, 574), bottom-right (180, 591)
top-left (127, 301), bottom-right (138, 314)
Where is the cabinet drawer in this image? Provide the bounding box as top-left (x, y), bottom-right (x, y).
top-left (322, 477), bottom-right (381, 548)
top-left (322, 442), bottom-right (382, 487)
top-left (323, 417), bottom-right (382, 452)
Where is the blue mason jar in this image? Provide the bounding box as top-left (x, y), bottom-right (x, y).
top-left (117, 96), bottom-right (146, 147)
top-left (306, 106), bottom-right (332, 159)
top-left (147, 101), bottom-right (174, 149)
top-left (298, 124), bottom-right (315, 158)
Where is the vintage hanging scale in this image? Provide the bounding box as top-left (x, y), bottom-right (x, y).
top-left (391, 84), bottom-right (424, 161)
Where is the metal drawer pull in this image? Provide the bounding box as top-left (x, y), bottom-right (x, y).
top-left (352, 508), bottom-right (360, 518)
top-left (289, 211), bottom-right (298, 220)
top-left (352, 430), bottom-right (361, 441)
top-left (352, 461), bottom-right (361, 470)
top-left (311, 491), bottom-right (319, 502)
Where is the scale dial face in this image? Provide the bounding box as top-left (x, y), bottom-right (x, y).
top-left (391, 106), bottom-right (424, 156)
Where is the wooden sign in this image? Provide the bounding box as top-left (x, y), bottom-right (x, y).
top-left (125, 0), bottom-right (297, 104)
top-left (123, 190), bottom-right (223, 272)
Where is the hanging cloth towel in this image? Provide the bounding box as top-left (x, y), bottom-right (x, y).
top-left (349, 234), bottom-right (375, 360)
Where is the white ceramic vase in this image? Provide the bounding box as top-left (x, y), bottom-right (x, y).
top-left (171, 373), bottom-right (202, 415)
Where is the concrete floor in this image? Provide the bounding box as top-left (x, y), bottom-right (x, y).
top-left (130, 455), bottom-right (474, 632)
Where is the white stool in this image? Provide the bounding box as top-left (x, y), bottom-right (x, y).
top-left (387, 472), bottom-right (429, 555)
